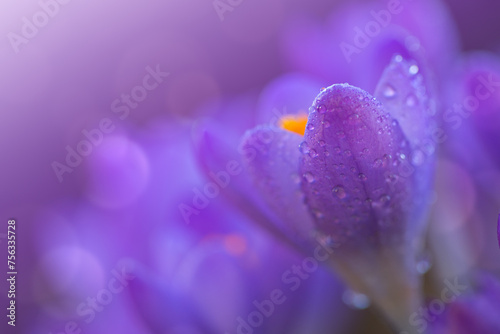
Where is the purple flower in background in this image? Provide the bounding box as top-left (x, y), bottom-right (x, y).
top-left (428, 274), bottom-right (500, 334)
top-left (240, 55), bottom-right (436, 332)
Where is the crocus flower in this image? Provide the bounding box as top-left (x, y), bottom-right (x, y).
top-left (240, 55), bottom-right (435, 333)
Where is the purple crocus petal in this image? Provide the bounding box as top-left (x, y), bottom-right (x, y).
top-left (498, 214), bottom-right (500, 249)
top-left (300, 84), bottom-right (424, 332)
top-left (240, 126), bottom-right (315, 245)
top-left (375, 55), bottom-right (436, 150)
top-left (300, 84), bottom-right (414, 250)
top-left (350, 27), bottom-right (426, 92)
top-left (374, 55), bottom-right (437, 228)
top-left (195, 122), bottom-right (308, 254)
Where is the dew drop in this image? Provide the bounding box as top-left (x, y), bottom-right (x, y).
top-left (309, 149), bottom-right (319, 158)
top-left (304, 172), bottom-right (315, 183)
top-left (405, 94), bottom-right (417, 107)
top-left (332, 185), bottom-right (347, 199)
top-left (373, 158), bottom-right (383, 167)
top-left (409, 65), bottom-right (419, 75)
top-left (411, 150), bottom-right (425, 166)
top-left (319, 140), bottom-right (326, 147)
top-left (385, 173), bottom-right (398, 184)
top-left (393, 54), bottom-right (403, 62)
top-left (343, 290), bottom-right (370, 310)
top-left (383, 84), bottom-right (396, 98)
top-left (336, 131), bottom-right (346, 139)
top-left (379, 194), bottom-right (391, 204)
top-left (300, 142), bottom-right (310, 155)
top-left (323, 121), bottom-right (331, 128)
top-left (358, 173), bottom-right (367, 181)
top-left (344, 149), bottom-right (352, 156)
top-left (334, 146), bottom-right (341, 154)
top-left (349, 113), bottom-right (360, 121)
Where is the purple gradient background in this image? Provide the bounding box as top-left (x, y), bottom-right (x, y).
top-left (1, 0), bottom-right (500, 333)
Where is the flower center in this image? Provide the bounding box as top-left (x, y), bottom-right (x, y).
top-left (279, 113), bottom-right (308, 136)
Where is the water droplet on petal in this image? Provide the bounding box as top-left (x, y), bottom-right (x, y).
top-left (317, 104), bottom-right (326, 114)
top-left (383, 84), bottom-right (396, 98)
top-left (379, 194), bottom-right (391, 204)
top-left (336, 131), bottom-right (346, 139)
top-left (323, 121), bottom-right (331, 128)
top-left (343, 290), bottom-right (371, 310)
top-left (358, 173), bottom-right (367, 181)
top-left (373, 159), bottom-right (383, 168)
top-left (304, 172), bottom-right (315, 183)
top-left (334, 146), bottom-right (341, 154)
top-left (300, 142), bottom-right (310, 155)
top-left (332, 185), bottom-right (346, 199)
top-left (405, 94), bottom-right (417, 107)
top-left (411, 150), bottom-right (425, 166)
top-left (349, 113), bottom-right (360, 121)
top-left (409, 65), bottom-right (419, 75)
top-left (309, 149), bottom-right (318, 158)
top-left (319, 140), bottom-right (326, 147)
top-left (393, 54), bottom-right (403, 62)
top-left (344, 150), bottom-right (352, 156)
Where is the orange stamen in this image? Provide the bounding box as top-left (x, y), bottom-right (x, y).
top-left (279, 113), bottom-right (308, 136)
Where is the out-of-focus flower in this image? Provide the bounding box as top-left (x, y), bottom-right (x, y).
top-left (282, 0), bottom-right (459, 92)
top-left (428, 274), bottom-right (500, 334)
top-left (435, 52), bottom-right (500, 273)
top-left (240, 55), bottom-right (436, 332)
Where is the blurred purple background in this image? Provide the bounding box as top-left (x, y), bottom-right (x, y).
top-left (1, 0), bottom-right (500, 333)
